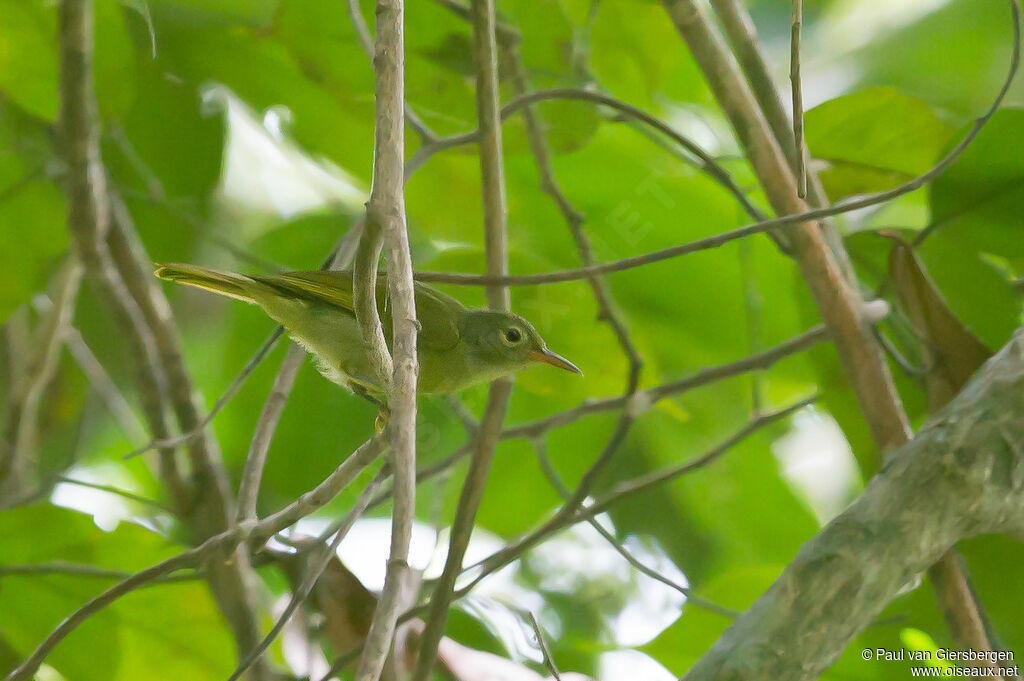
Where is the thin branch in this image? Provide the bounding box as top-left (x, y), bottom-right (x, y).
top-left (460, 397), bottom-right (816, 594)
top-left (503, 324), bottom-right (826, 440)
top-left (527, 612), bottom-right (562, 681)
top-left (125, 226), bottom-right (356, 463)
top-left (55, 0), bottom-right (190, 513)
top-left (532, 442), bottom-right (738, 619)
top-left (410, 0), bottom-right (513, 674)
top-left (354, 0), bottom-right (419, 674)
top-left (671, 0), bottom-right (902, 454)
top-left (321, 400), bottom-right (813, 676)
top-left (662, 0), bottom-right (1021, 669)
top-left (790, 0), bottom-right (805, 198)
top-left (30, 294), bottom-right (148, 445)
top-left (707, 0), bottom-right (854, 286)
top-left (4, 435), bottom-right (386, 681)
top-left (506, 49), bottom-right (643, 395)
top-left (0, 258), bottom-right (81, 492)
top-left (406, 88), bottom-right (765, 222)
top-left (354, 219), bottom-right (393, 392)
top-left (0, 561), bottom-right (201, 584)
top-left (366, 324), bottom-right (828, 510)
top-left (227, 468), bottom-right (389, 681)
top-left (122, 327), bottom-right (284, 459)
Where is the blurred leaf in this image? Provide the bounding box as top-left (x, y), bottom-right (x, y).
top-left (0, 0), bottom-right (58, 121)
top-left (95, 0), bottom-right (137, 119)
top-left (857, 0), bottom-right (1023, 115)
top-left (0, 505), bottom-right (234, 681)
top-left (805, 87), bottom-right (953, 199)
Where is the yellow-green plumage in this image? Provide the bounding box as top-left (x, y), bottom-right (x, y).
top-left (154, 263), bottom-right (580, 401)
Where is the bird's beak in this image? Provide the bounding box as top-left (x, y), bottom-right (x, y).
top-left (529, 348), bottom-right (583, 376)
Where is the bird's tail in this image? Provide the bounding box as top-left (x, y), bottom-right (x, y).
top-left (154, 263), bottom-right (257, 303)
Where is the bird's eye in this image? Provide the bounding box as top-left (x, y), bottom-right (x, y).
top-left (503, 327), bottom-right (523, 345)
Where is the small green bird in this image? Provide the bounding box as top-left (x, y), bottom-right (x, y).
top-left (155, 264), bottom-right (581, 405)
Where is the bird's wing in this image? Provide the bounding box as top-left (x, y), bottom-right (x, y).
top-left (250, 270), bottom-right (462, 350)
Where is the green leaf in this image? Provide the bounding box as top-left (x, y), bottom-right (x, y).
top-left (929, 108), bottom-right (1024, 258)
top-left (805, 87), bottom-right (953, 199)
top-left (0, 0), bottom-right (58, 121)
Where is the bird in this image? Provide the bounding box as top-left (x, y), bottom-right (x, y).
top-left (154, 263), bottom-right (581, 408)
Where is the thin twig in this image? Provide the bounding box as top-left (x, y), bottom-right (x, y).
top-left (790, 0), bottom-right (805, 198)
top-left (503, 325), bottom-right (826, 440)
top-left (460, 397), bottom-right (816, 593)
top-left (322, 400), bottom-right (813, 675)
top-left (366, 324), bottom-right (827, 510)
top-left (406, 88), bottom-right (764, 221)
top-left (410, 0), bottom-right (513, 674)
top-left (108, 189), bottom-right (269, 677)
top-left (0, 561), bottom-right (201, 584)
top-left (354, 218), bottom-right (393, 391)
top-left (122, 327), bottom-right (284, 459)
top-left (125, 229), bottom-right (354, 462)
top-left (0, 259), bottom-right (81, 491)
top-left (30, 294), bottom-right (148, 444)
top-left (708, 0), bottom-right (855, 282)
top-left (57, 0), bottom-right (192, 516)
top-left (227, 469), bottom-right (389, 681)
top-left (662, 0), bottom-right (1021, 668)
top-left (527, 612), bottom-right (562, 681)
top-left (532, 442), bottom-right (738, 619)
top-left (507, 50), bottom-right (643, 395)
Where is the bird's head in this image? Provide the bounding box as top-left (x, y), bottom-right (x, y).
top-left (459, 310), bottom-right (582, 379)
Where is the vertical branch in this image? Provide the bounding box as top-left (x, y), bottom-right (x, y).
top-left (58, 4), bottom-right (266, 671)
top-left (660, 0), bottom-right (911, 455)
top-left (790, 0), bottom-right (805, 198)
top-left (106, 196), bottom-right (271, 681)
top-left (354, 0), bottom-right (419, 675)
top-left (54, 0), bottom-right (190, 513)
top-left (411, 0), bottom-right (513, 677)
top-left (709, 0), bottom-right (855, 280)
